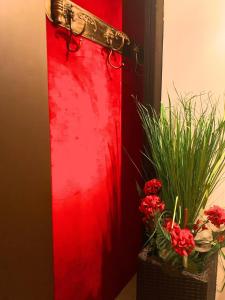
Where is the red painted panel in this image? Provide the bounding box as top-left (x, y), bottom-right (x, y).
top-left (46, 1), bottom-right (141, 299)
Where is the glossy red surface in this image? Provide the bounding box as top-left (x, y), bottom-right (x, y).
top-left (46, 1), bottom-right (142, 299)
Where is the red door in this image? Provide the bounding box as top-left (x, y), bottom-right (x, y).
top-left (46, 1), bottom-right (145, 299)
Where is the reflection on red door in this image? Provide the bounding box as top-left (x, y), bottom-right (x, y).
top-left (46, 1), bottom-right (142, 299)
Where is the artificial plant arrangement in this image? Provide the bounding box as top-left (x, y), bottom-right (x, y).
top-left (137, 95), bottom-right (225, 283)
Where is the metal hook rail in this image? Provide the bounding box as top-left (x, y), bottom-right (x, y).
top-left (46, 0), bottom-right (144, 68)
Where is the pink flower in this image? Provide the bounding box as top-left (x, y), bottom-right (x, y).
top-left (170, 227), bottom-right (195, 256)
top-left (144, 179), bottom-right (162, 195)
top-left (204, 205), bottom-right (225, 228)
top-left (139, 195), bottom-right (165, 219)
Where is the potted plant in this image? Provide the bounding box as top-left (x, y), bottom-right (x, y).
top-left (136, 95), bottom-right (225, 300)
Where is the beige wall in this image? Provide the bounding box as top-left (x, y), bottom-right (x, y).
top-left (0, 1), bottom-right (54, 299)
top-left (162, 1), bottom-right (225, 298)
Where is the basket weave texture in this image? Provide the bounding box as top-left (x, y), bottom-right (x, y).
top-left (137, 249), bottom-right (218, 300)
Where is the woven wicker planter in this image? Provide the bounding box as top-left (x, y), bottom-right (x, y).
top-left (137, 248), bottom-right (218, 300)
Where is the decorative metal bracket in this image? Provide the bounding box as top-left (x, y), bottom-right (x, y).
top-left (45, 0), bottom-right (143, 65)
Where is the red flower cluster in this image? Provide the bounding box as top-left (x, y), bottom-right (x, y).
top-left (170, 227), bottom-right (195, 256)
top-left (164, 218), bottom-right (195, 256)
top-left (139, 179), bottom-right (164, 223)
top-left (164, 218), bottom-right (179, 232)
top-left (204, 205), bottom-right (225, 228)
top-left (144, 179), bottom-right (162, 195)
top-left (139, 195), bottom-right (165, 219)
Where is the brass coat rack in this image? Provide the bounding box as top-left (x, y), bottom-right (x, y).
top-left (46, 0), bottom-right (143, 68)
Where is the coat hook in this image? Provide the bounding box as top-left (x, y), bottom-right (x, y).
top-left (66, 7), bottom-right (86, 56)
top-left (106, 34), bottom-right (126, 69)
top-left (109, 35), bottom-right (126, 52)
top-left (46, 0), bottom-right (144, 68)
top-left (107, 49), bottom-right (124, 69)
top-left (66, 35), bottom-right (83, 54)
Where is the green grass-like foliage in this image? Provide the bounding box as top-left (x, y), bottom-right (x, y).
top-left (138, 95), bottom-right (225, 226)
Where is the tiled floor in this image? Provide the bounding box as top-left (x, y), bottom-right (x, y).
top-left (115, 275), bottom-right (136, 300)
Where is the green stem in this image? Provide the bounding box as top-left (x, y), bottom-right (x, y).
top-left (183, 256), bottom-right (188, 268)
top-left (144, 227), bottom-right (157, 247)
top-left (183, 208), bottom-right (188, 228)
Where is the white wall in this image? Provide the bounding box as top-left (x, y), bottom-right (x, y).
top-left (162, 1), bottom-right (225, 298)
top-left (162, 0), bottom-right (225, 99)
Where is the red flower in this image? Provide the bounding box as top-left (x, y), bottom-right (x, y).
top-left (164, 218), bottom-right (180, 232)
top-left (204, 205), bottom-right (225, 228)
top-left (144, 179), bottom-right (162, 195)
top-left (139, 195), bottom-right (165, 219)
top-left (170, 227), bottom-right (195, 256)
top-left (216, 235), bottom-right (225, 243)
top-left (193, 219), bottom-right (208, 231)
